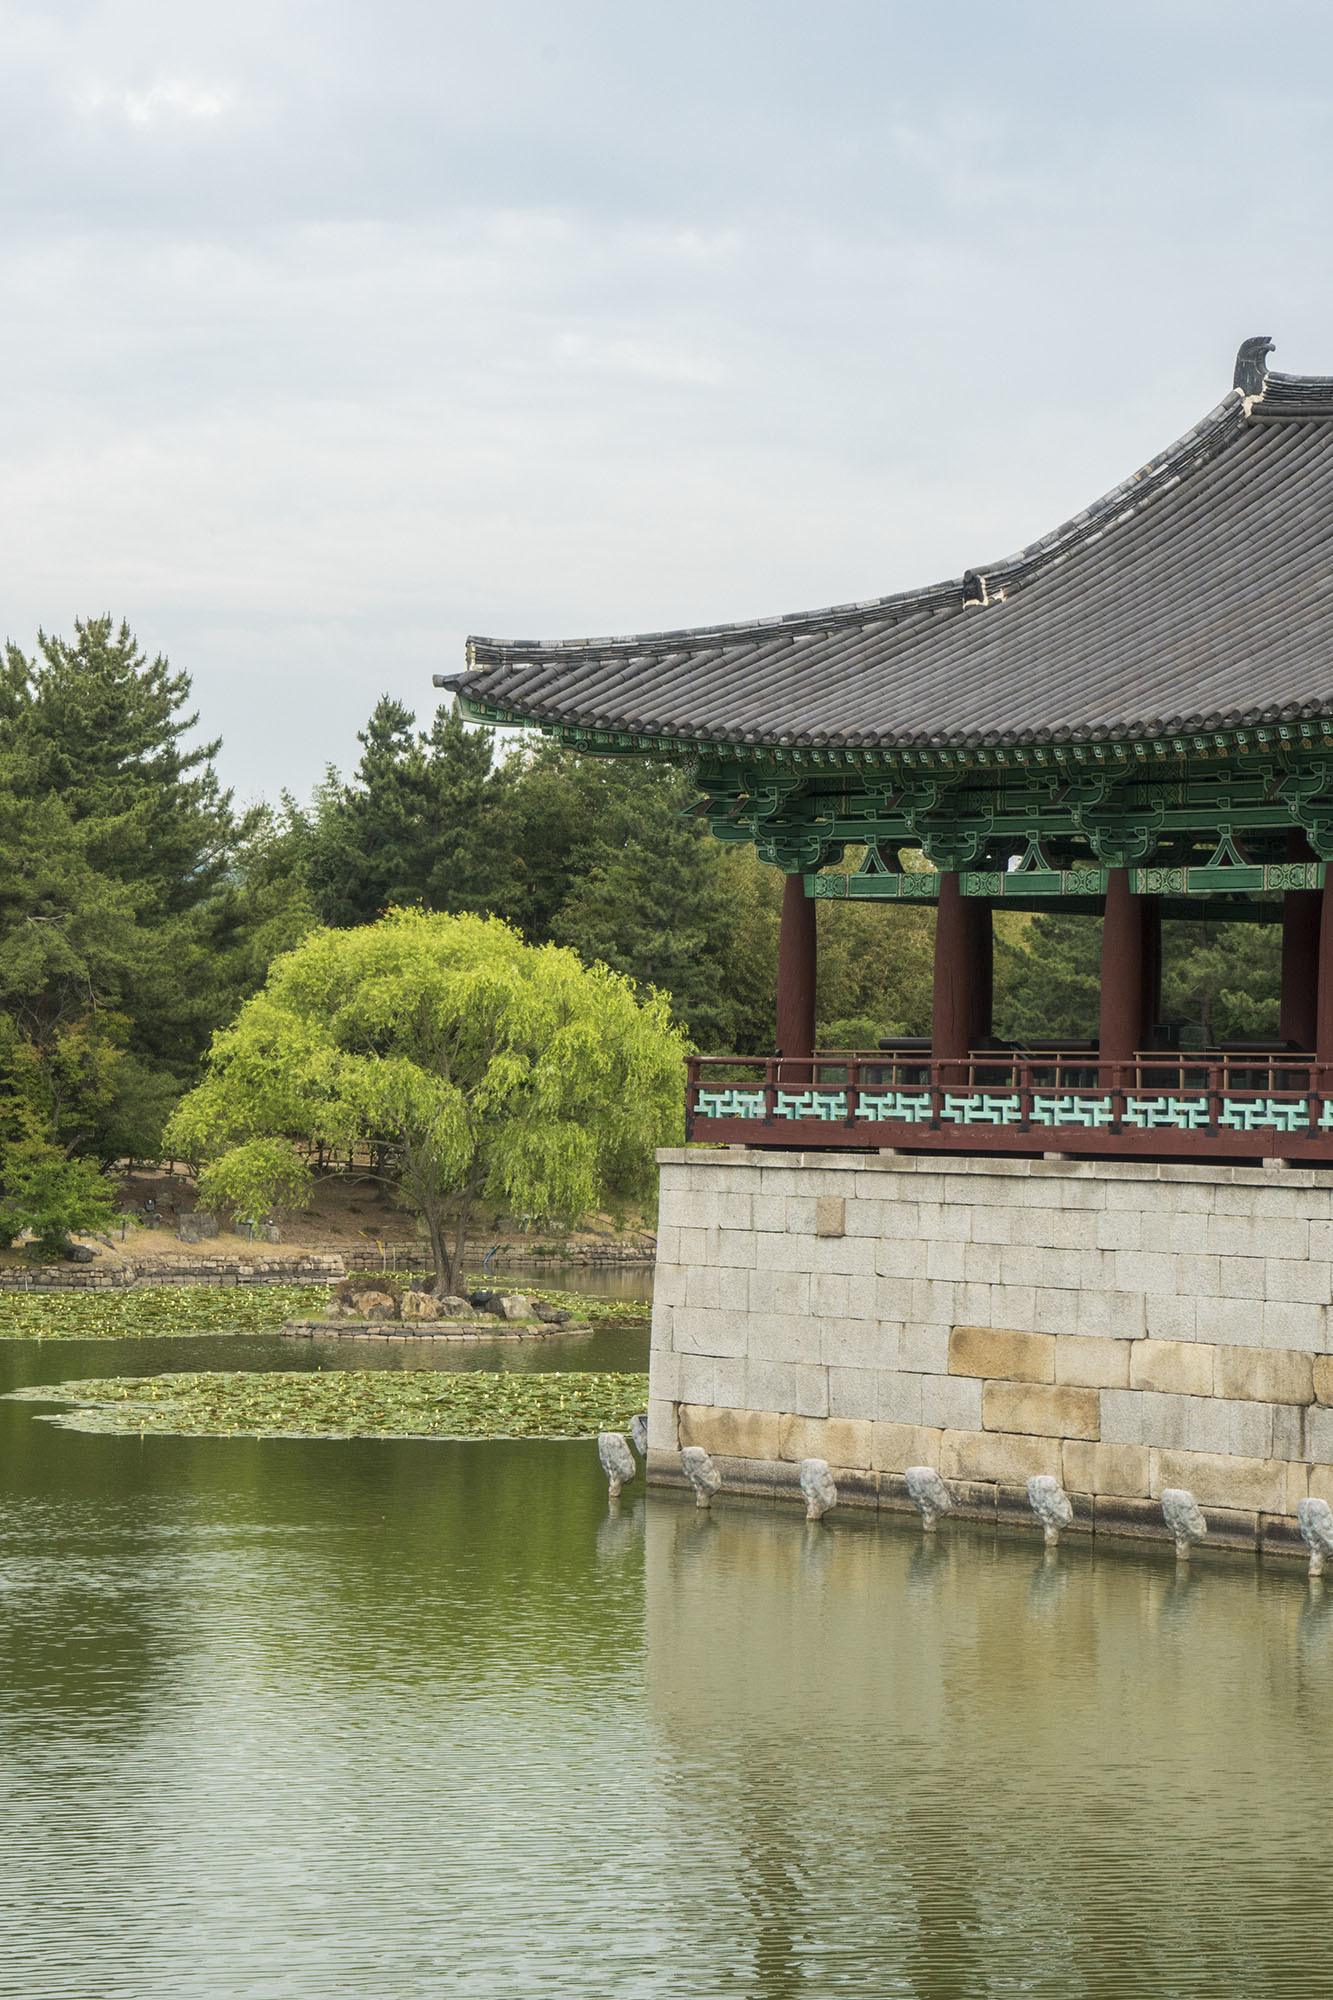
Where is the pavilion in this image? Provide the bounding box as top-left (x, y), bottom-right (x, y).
top-left (440, 337), bottom-right (1333, 1164)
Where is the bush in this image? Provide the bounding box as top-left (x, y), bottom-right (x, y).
top-left (817, 1014), bottom-right (907, 1050)
top-left (0, 1140), bottom-right (118, 1256)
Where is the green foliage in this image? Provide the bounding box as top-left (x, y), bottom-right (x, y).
top-left (15, 1369), bottom-right (651, 1440)
top-left (476, 730), bottom-right (775, 1047)
top-left (167, 908), bottom-right (686, 1290)
top-left (815, 901), bottom-right (934, 1041)
top-left (304, 719), bottom-right (794, 1052)
top-left (520, 1283), bottom-right (650, 1329)
top-left (0, 1278), bottom-right (642, 1341)
top-left (817, 1014), bottom-right (905, 1049)
top-left (0, 609), bottom-right (1303, 1176)
top-left (994, 913), bottom-right (1102, 1042)
top-left (0, 1138), bottom-right (118, 1254)
top-left (0, 1281), bottom-right (330, 1340)
top-left (2, 617), bottom-right (234, 902)
top-left (1162, 921), bottom-right (1281, 1042)
top-left (550, 796), bottom-right (745, 1049)
top-left (713, 846), bottom-right (784, 1051)
top-left (0, 617), bottom-right (312, 1167)
top-left (194, 803), bottom-right (319, 1017)
top-left (995, 911), bottom-right (1284, 1045)
top-left (197, 1137), bottom-right (313, 1223)
top-left (305, 699), bottom-right (516, 925)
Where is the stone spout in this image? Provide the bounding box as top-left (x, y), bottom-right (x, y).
top-left (598, 1432), bottom-right (636, 1500)
top-left (1027, 1474), bottom-right (1074, 1547)
top-left (680, 1445), bottom-right (722, 1509)
top-left (905, 1465), bottom-right (953, 1532)
top-left (1161, 1487), bottom-right (1208, 1560)
top-left (799, 1457), bottom-right (838, 1522)
top-left (1298, 1496), bottom-right (1333, 1577)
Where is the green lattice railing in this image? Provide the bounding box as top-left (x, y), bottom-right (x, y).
top-left (686, 1051), bottom-right (1332, 1158)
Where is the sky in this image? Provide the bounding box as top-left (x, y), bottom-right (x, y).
top-left (4, 0), bottom-right (1332, 805)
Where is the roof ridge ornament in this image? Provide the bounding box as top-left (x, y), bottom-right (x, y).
top-left (1234, 334), bottom-right (1275, 409)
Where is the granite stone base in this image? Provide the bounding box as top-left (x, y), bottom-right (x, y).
top-left (648, 1147), bottom-right (1333, 1560)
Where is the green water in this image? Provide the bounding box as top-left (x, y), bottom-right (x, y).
top-left (4, 1325), bottom-right (1333, 1998)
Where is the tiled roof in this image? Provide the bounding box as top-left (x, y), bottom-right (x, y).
top-left (438, 342), bottom-right (1333, 753)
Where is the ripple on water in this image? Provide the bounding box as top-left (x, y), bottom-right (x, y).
top-left (1, 1342), bottom-right (1331, 1996)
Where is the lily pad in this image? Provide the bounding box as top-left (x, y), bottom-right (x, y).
top-left (9, 1368), bottom-right (650, 1440)
top-left (0, 1283), bottom-right (330, 1341)
top-left (0, 1279), bottom-right (647, 1341)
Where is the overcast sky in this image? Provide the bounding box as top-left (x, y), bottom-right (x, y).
top-left (4, 0), bottom-right (1331, 803)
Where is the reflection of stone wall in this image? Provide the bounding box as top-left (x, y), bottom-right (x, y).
top-left (640, 1497), bottom-right (1333, 1990)
top-left (647, 1148), bottom-right (1333, 1553)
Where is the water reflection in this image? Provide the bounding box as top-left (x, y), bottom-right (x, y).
top-left (643, 1496), bottom-right (1333, 1997)
top-left (2, 1326), bottom-right (1331, 1999)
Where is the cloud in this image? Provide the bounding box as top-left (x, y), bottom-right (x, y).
top-left (554, 331), bottom-right (725, 388)
top-left (74, 75), bottom-right (235, 128)
top-left (0, 0), bottom-right (1329, 803)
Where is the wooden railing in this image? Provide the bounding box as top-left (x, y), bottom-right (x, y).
top-left (685, 1049), bottom-right (1333, 1161)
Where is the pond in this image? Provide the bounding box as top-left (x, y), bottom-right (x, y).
top-left (493, 1256), bottom-right (657, 1301)
top-left (3, 1305), bottom-right (1332, 1998)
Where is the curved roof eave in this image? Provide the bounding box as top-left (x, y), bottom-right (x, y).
top-left (437, 341), bottom-right (1333, 760)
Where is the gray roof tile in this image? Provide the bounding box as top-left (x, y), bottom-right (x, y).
top-left (438, 346), bottom-right (1333, 753)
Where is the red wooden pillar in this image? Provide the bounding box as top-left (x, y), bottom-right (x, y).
top-left (1099, 867), bottom-right (1150, 1065)
top-left (932, 874), bottom-right (991, 1069)
top-left (1281, 834), bottom-right (1321, 1049)
top-left (1315, 873), bottom-right (1333, 1071)
top-left (776, 873), bottom-right (816, 1060)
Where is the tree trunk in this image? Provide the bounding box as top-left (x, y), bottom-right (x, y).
top-left (423, 1204), bottom-right (453, 1297)
top-left (451, 1188), bottom-right (476, 1302)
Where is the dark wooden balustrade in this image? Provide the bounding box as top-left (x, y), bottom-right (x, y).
top-left (685, 1048), bottom-right (1333, 1162)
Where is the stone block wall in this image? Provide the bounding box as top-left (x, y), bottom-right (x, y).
top-left (0, 1255), bottom-right (346, 1292)
top-left (647, 1148), bottom-right (1333, 1553)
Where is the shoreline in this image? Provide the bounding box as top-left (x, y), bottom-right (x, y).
top-left (281, 1317), bottom-right (596, 1340)
top-left (0, 1247), bottom-right (654, 1294)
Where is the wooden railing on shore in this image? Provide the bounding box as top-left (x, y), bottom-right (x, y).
top-left (685, 1049), bottom-right (1333, 1161)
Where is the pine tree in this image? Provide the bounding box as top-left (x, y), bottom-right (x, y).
top-left (306, 698), bottom-right (516, 924)
top-left (553, 820), bottom-right (742, 1049)
top-left (993, 912), bottom-right (1102, 1042)
top-left (0, 617), bottom-right (308, 1165)
top-left (5, 617), bottom-right (235, 912)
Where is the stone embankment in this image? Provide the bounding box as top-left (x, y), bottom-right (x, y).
top-left (510, 1242), bottom-right (656, 1264)
top-left (0, 1236), bottom-right (654, 1292)
top-left (647, 1148), bottom-right (1333, 1557)
top-left (286, 1320), bottom-right (591, 1341)
top-left (0, 1255), bottom-right (345, 1293)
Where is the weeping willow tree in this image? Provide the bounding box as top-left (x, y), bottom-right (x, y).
top-left (165, 908), bottom-right (686, 1293)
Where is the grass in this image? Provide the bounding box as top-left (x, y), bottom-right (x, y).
top-left (0, 1279), bottom-right (648, 1341)
top-left (10, 1368), bottom-right (650, 1439)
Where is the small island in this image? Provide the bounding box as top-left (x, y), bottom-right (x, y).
top-left (284, 1273), bottom-right (594, 1339)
